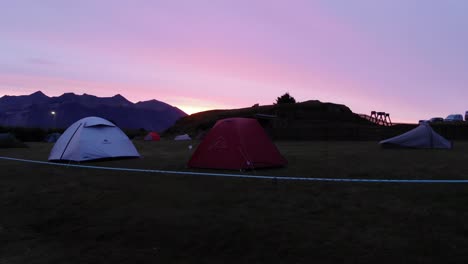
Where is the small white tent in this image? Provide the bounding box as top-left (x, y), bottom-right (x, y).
top-left (379, 123), bottom-right (452, 149)
top-left (49, 116), bottom-right (140, 161)
top-left (174, 134), bottom-right (191, 141)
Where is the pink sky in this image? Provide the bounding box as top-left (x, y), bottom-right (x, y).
top-left (1, 0), bottom-right (468, 122)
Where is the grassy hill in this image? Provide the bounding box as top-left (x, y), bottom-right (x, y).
top-left (165, 100), bottom-right (372, 139)
top-left (164, 100), bottom-right (468, 141)
top-left (164, 100), bottom-right (415, 140)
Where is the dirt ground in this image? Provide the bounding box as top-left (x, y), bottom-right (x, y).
top-left (2, 141), bottom-right (468, 263)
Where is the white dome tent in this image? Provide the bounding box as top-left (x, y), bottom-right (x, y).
top-left (379, 122), bottom-right (452, 149)
top-left (174, 134), bottom-right (191, 141)
top-left (49, 116), bottom-right (140, 161)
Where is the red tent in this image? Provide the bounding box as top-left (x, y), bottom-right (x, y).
top-left (144, 132), bottom-right (160, 141)
top-left (188, 118), bottom-right (287, 170)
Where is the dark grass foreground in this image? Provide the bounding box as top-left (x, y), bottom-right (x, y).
top-left (2, 141), bottom-right (468, 263)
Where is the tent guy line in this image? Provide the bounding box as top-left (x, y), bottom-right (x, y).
top-left (1, 156), bottom-right (468, 184)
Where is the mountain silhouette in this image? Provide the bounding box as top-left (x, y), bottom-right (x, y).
top-left (0, 91), bottom-right (187, 131)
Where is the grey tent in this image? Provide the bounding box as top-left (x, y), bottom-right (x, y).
top-left (0, 133), bottom-right (27, 148)
top-left (379, 123), bottom-right (452, 149)
top-left (49, 116), bottom-right (140, 161)
top-left (44, 132), bottom-right (62, 143)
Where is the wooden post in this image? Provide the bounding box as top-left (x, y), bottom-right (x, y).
top-left (386, 113), bottom-right (392, 126)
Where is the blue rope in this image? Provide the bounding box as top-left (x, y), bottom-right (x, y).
top-left (1, 156), bottom-right (467, 183)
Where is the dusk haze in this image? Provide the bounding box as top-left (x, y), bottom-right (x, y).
top-left (1, 0), bottom-right (468, 121)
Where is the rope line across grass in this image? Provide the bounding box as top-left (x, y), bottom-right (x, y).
top-left (1, 156), bottom-right (468, 184)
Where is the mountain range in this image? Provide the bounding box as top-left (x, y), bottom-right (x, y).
top-left (0, 91), bottom-right (187, 131)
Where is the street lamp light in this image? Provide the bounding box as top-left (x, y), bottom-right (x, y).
top-left (51, 111), bottom-right (57, 129)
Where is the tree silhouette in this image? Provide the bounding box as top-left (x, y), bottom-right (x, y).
top-left (275, 92), bottom-right (296, 104)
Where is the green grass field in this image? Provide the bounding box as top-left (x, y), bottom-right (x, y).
top-left (2, 140), bottom-right (468, 263)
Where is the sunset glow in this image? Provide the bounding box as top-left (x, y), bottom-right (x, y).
top-left (1, 1), bottom-right (468, 122)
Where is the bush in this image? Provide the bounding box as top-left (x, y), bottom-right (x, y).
top-left (275, 93), bottom-right (296, 104)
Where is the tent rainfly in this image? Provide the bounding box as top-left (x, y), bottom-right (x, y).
top-left (48, 116), bottom-right (140, 161)
top-left (379, 122), bottom-right (452, 149)
top-left (174, 134), bottom-right (191, 141)
top-left (188, 117), bottom-right (287, 170)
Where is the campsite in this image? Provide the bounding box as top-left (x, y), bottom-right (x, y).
top-left (3, 1), bottom-right (468, 262)
top-left (2, 99), bottom-right (468, 263)
top-left (2, 138), bottom-right (468, 263)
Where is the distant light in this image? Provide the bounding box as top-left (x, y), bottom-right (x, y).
top-left (51, 111), bottom-right (56, 115)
